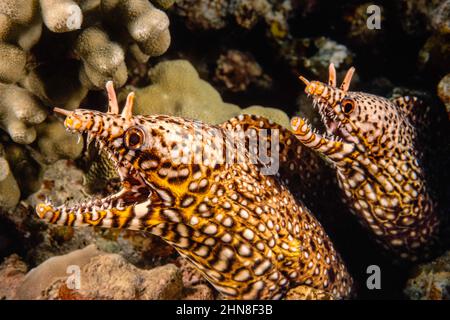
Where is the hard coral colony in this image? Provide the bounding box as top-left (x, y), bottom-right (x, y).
top-left (0, 0), bottom-right (171, 209)
top-left (0, 0), bottom-right (447, 301)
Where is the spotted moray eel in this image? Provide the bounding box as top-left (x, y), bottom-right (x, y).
top-left (291, 64), bottom-right (445, 261)
top-left (35, 82), bottom-right (353, 299)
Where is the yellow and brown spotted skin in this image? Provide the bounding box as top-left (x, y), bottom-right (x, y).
top-left (291, 64), bottom-right (444, 261)
top-left (35, 84), bottom-right (352, 299)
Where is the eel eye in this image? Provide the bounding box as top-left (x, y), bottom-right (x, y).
top-left (125, 126), bottom-right (144, 149)
top-left (342, 99), bottom-right (355, 115)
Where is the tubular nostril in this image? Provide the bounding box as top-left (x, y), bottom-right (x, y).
top-left (64, 117), bottom-right (73, 128)
top-left (36, 203), bottom-right (48, 219)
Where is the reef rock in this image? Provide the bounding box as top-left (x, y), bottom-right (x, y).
top-left (15, 244), bottom-right (101, 299)
top-left (182, 284), bottom-right (215, 300)
top-left (35, 250), bottom-right (183, 300)
top-left (438, 73), bottom-right (450, 115)
top-left (404, 250), bottom-right (450, 300)
top-left (0, 254), bottom-right (28, 299)
top-left (214, 49), bottom-right (272, 92)
top-left (285, 285), bottom-right (334, 300)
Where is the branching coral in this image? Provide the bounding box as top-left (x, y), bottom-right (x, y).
top-left (400, 0), bottom-right (450, 78)
top-left (0, 0), bottom-right (172, 125)
top-left (40, 0), bottom-right (83, 33)
top-left (75, 26), bottom-right (128, 89)
top-left (35, 117), bottom-right (84, 164)
top-left (102, 0), bottom-right (171, 58)
top-left (0, 84), bottom-right (47, 145)
top-left (0, 0), bottom-right (173, 209)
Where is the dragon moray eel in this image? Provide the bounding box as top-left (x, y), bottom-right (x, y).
top-left (291, 64), bottom-right (444, 261)
top-left (35, 81), bottom-right (353, 299)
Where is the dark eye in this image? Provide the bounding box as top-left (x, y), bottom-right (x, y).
top-left (125, 127), bottom-right (144, 149)
top-left (342, 99), bottom-right (355, 115)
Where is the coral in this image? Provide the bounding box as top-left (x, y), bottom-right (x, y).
top-left (0, 84), bottom-right (47, 145)
top-left (404, 250), bottom-right (450, 300)
top-left (431, 0), bottom-right (450, 34)
top-left (174, 0), bottom-right (290, 35)
top-left (131, 59), bottom-right (241, 123)
top-left (132, 59), bottom-right (290, 127)
top-left (214, 49), bottom-right (272, 92)
top-left (418, 34), bottom-right (450, 78)
top-left (76, 256), bottom-right (182, 300)
top-left (2, 142), bottom-right (41, 199)
top-left (301, 38), bottom-right (354, 80)
top-left (40, 0), bottom-right (83, 33)
top-left (397, 0), bottom-right (444, 36)
top-left (0, 0), bottom-right (171, 128)
top-left (22, 61), bottom-right (88, 110)
top-left (102, 0), bottom-right (171, 58)
top-left (174, 0), bottom-right (228, 30)
top-left (437, 73), bottom-right (450, 115)
top-left (15, 244), bottom-right (101, 299)
top-left (230, 0), bottom-right (271, 29)
top-left (27, 160), bottom-right (86, 210)
top-left (275, 37), bottom-right (354, 81)
top-left (0, 42), bottom-right (27, 83)
top-left (285, 285), bottom-right (334, 300)
top-left (0, 143), bottom-right (21, 209)
top-left (28, 251), bottom-right (183, 300)
top-left (75, 26), bottom-right (128, 90)
top-left (151, 0), bottom-right (175, 10)
top-left (430, 1), bottom-right (450, 35)
top-left (242, 105), bottom-right (289, 128)
top-left (35, 117), bottom-right (84, 164)
top-left (0, 254), bottom-right (28, 299)
top-left (0, 0), bottom-right (172, 209)
top-left (399, 0), bottom-right (450, 78)
top-left (343, 3), bottom-right (386, 48)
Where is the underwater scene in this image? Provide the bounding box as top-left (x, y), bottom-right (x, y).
top-left (0, 0), bottom-right (449, 301)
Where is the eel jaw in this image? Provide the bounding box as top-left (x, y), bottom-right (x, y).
top-left (290, 116), bottom-right (355, 164)
top-left (292, 64), bottom-right (359, 164)
top-left (37, 85), bottom-right (144, 222)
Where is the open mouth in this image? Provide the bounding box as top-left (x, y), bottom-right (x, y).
top-left (311, 97), bottom-right (344, 139)
top-left (36, 83), bottom-right (146, 222)
top-left (290, 65), bottom-right (358, 162)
